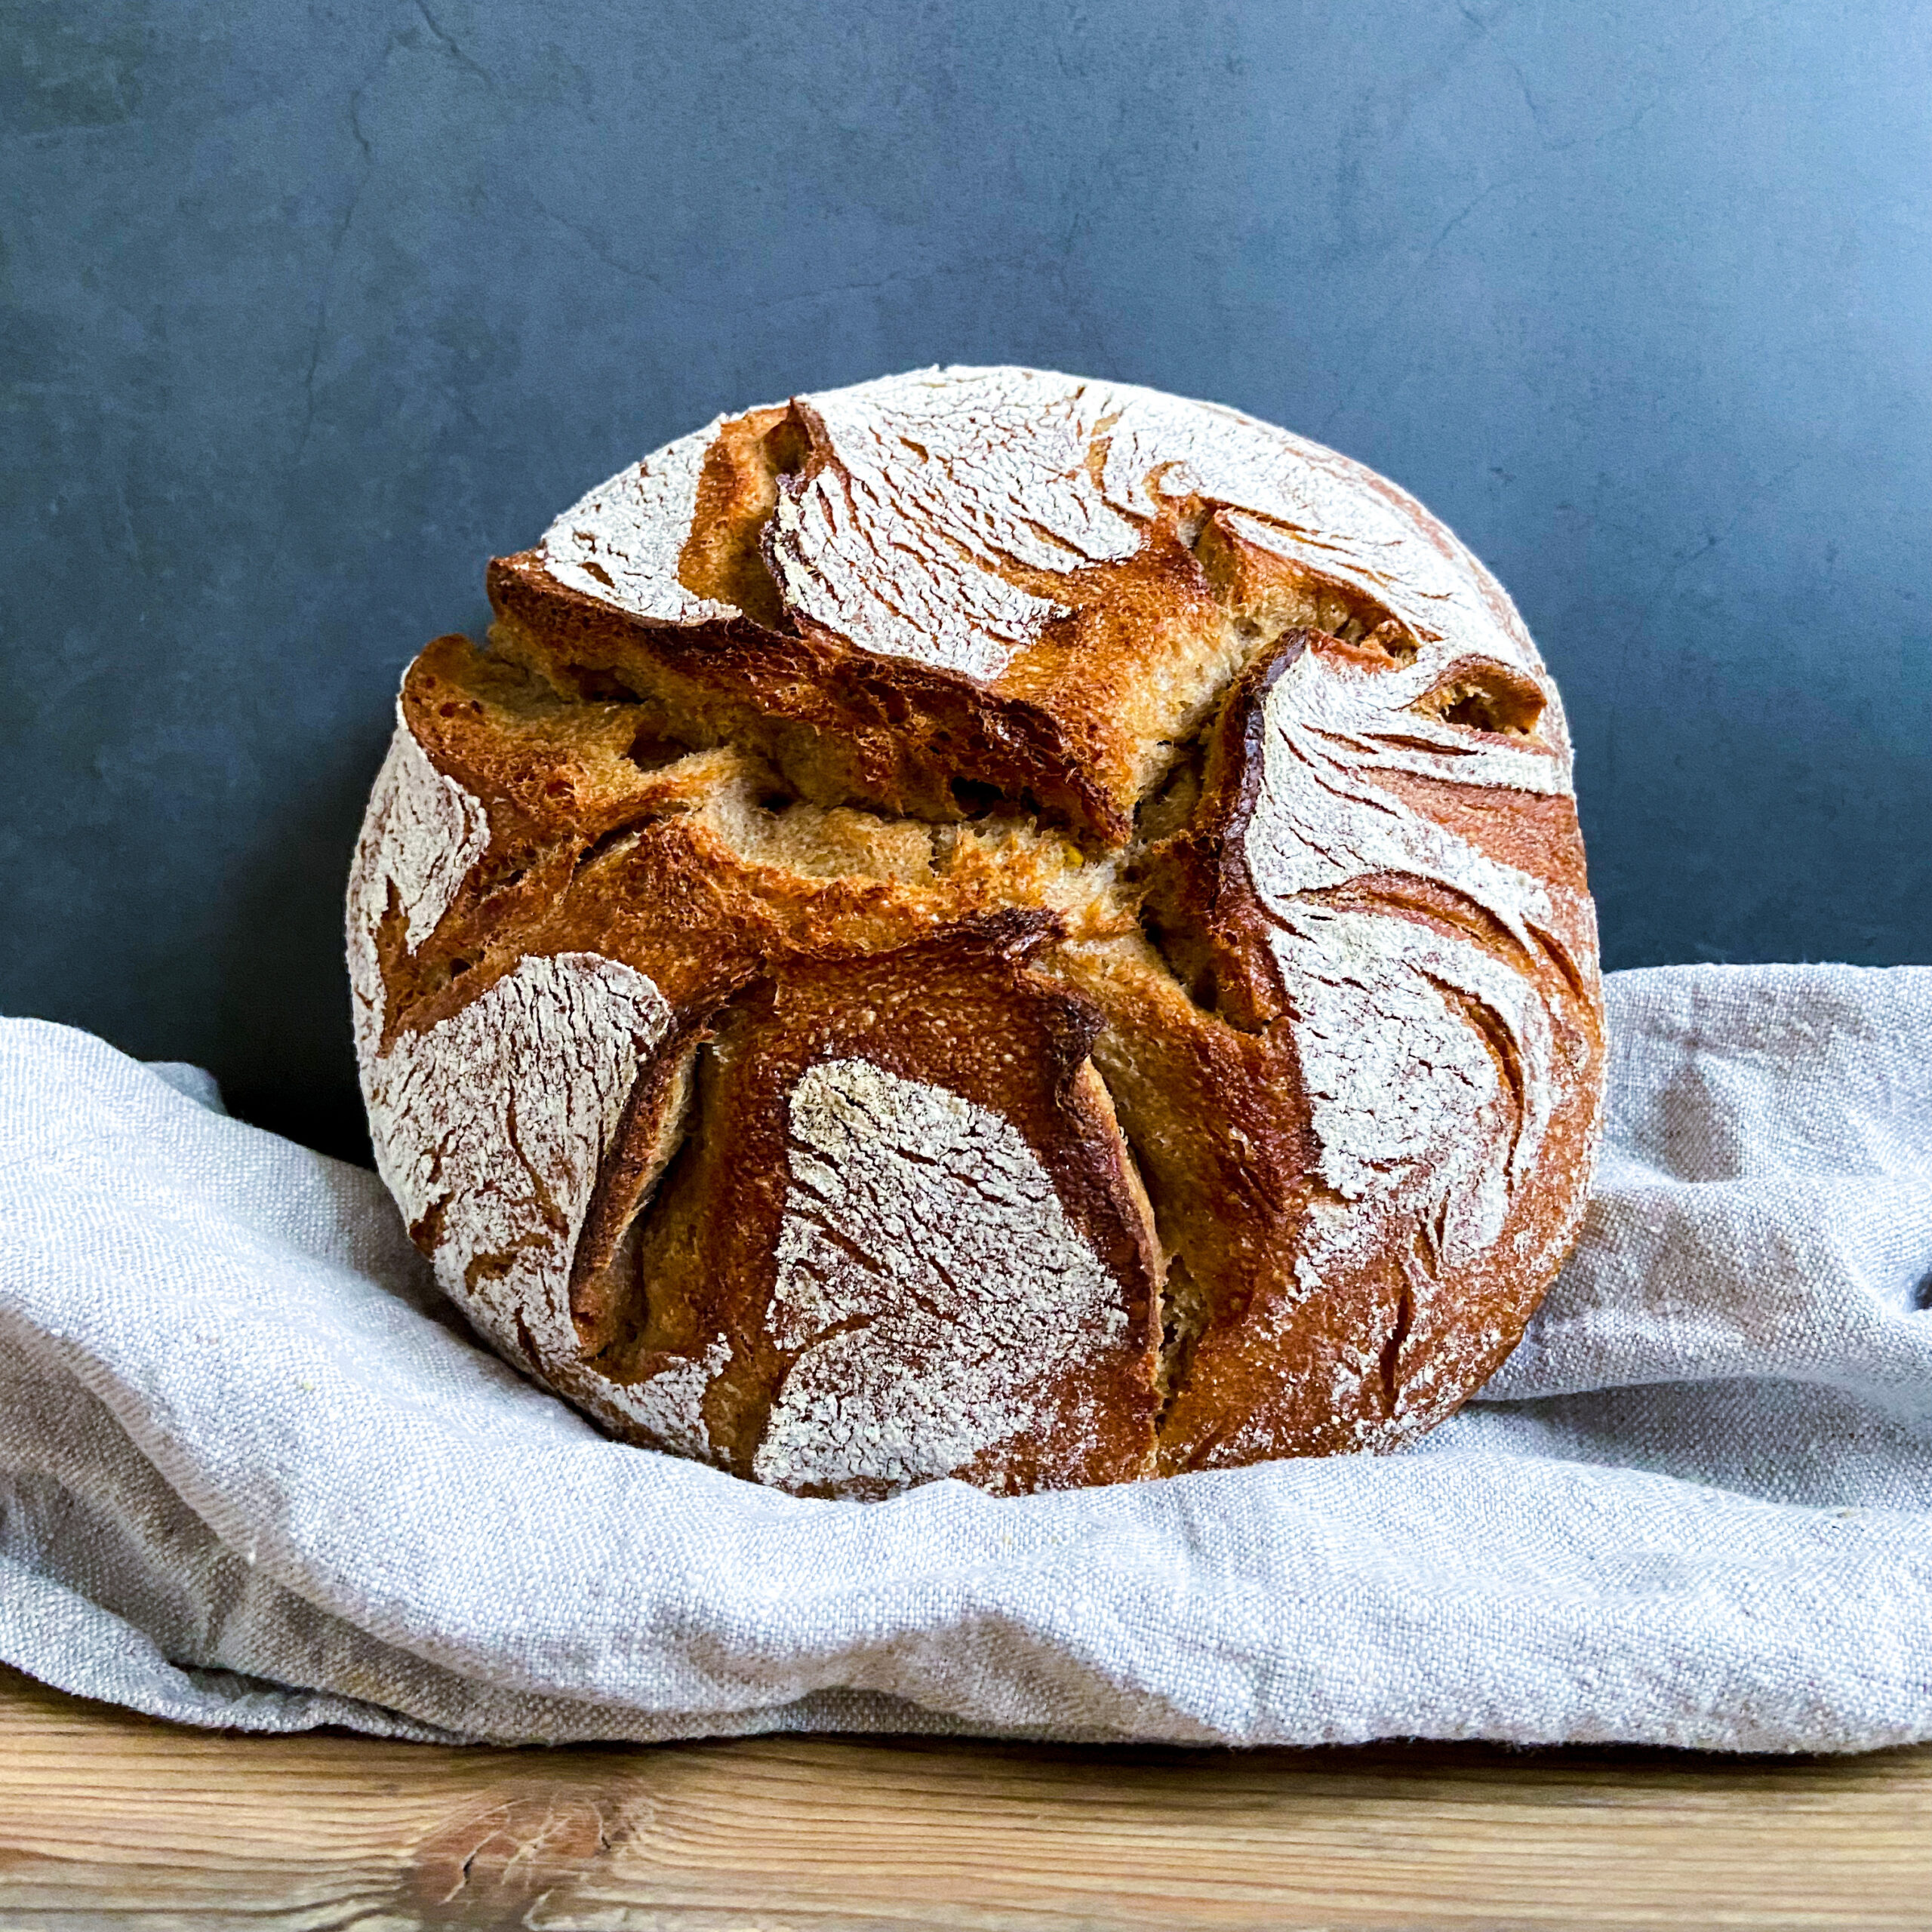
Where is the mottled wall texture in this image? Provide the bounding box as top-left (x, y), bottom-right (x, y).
top-left (5, 1), bottom-right (1928, 1160)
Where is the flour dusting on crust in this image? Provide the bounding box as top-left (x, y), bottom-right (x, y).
top-left (753, 1057), bottom-right (1129, 1494)
top-left (593, 1337), bottom-right (731, 1462)
top-left (541, 422), bottom-right (740, 625)
top-left (361, 952), bottom-right (666, 1345)
top-left (346, 713), bottom-right (491, 1072)
top-left (530, 367), bottom-right (1550, 693)
top-left (361, 712), bottom-right (491, 953)
top-left (766, 370), bottom-right (1138, 678)
top-left (355, 949), bottom-right (724, 1457)
top-left (1247, 647), bottom-right (1569, 929)
top-left (1097, 389), bottom-right (1543, 674)
top-left (1242, 651), bottom-right (1568, 1303)
top-left (347, 737), bottom-right (728, 1457)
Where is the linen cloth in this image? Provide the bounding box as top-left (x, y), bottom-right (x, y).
top-left (0, 964), bottom-right (1927, 1752)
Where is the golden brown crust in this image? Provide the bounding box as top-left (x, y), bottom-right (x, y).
top-left (351, 368), bottom-right (1607, 1500)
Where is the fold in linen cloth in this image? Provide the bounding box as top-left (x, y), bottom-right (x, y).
top-left (0, 964), bottom-right (1927, 1752)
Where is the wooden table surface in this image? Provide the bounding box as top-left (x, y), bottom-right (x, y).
top-left (0, 1663), bottom-right (1925, 1932)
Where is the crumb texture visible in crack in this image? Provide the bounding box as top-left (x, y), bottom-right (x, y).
top-left (753, 1057), bottom-right (1128, 1494)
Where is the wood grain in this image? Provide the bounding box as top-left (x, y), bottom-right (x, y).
top-left (0, 1663), bottom-right (1924, 1932)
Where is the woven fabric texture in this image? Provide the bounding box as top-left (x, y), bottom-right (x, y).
top-left (1, 964), bottom-right (1927, 1750)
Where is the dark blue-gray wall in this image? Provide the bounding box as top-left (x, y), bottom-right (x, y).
top-left (5, 0), bottom-right (1927, 1161)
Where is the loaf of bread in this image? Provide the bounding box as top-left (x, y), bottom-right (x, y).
top-left (348, 366), bottom-right (1605, 1498)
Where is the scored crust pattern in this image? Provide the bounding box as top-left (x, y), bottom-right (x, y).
top-left (755, 1057), bottom-right (1131, 1494)
top-left (348, 365), bottom-right (1606, 1497)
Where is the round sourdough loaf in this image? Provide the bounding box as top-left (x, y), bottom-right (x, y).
top-left (348, 366), bottom-right (1606, 1498)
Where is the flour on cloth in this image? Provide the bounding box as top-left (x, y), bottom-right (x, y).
top-left (0, 965), bottom-right (1927, 1750)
